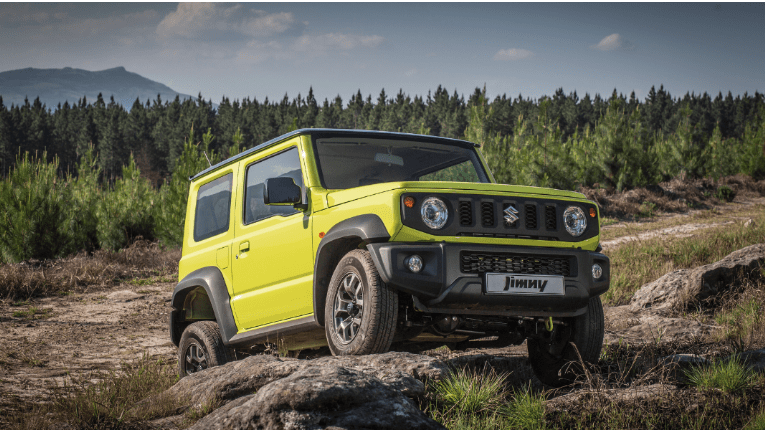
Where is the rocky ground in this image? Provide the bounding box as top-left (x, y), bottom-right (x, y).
top-left (1, 194), bottom-right (764, 428)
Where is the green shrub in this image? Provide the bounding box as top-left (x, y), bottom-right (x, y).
top-left (96, 154), bottom-right (156, 250)
top-left (639, 201), bottom-right (657, 217)
top-left (154, 124), bottom-right (219, 247)
top-left (68, 144), bottom-right (101, 252)
top-left (684, 354), bottom-right (761, 393)
top-left (739, 110), bottom-right (765, 178)
top-left (715, 185), bottom-right (736, 202)
top-left (0, 152), bottom-right (73, 262)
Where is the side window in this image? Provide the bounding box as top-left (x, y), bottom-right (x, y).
top-left (194, 174), bottom-right (233, 242)
top-left (244, 147), bottom-right (304, 225)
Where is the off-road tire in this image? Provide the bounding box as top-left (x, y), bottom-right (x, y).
top-left (527, 296), bottom-right (604, 387)
top-left (325, 249), bottom-right (398, 355)
top-left (178, 321), bottom-right (234, 378)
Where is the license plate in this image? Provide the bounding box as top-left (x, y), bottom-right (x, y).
top-left (485, 273), bottom-right (565, 295)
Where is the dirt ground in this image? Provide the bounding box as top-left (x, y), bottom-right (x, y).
top-left (0, 193), bottom-right (763, 422)
top-left (0, 281), bottom-right (177, 417)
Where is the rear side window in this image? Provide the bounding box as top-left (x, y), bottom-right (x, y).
top-left (194, 174), bottom-right (233, 242)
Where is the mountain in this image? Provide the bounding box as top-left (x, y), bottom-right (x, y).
top-left (0, 66), bottom-right (195, 109)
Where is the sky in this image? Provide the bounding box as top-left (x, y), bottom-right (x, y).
top-left (1, 2), bottom-right (764, 104)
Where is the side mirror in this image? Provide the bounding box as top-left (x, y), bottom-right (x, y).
top-left (264, 177), bottom-right (301, 205)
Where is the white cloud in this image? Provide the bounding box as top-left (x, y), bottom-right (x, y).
top-left (234, 32), bottom-right (384, 64)
top-left (591, 33), bottom-right (635, 51)
top-left (292, 33), bottom-right (384, 52)
top-left (157, 3), bottom-right (294, 39)
top-left (61, 10), bottom-right (159, 36)
top-left (405, 68), bottom-right (418, 77)
top-left (493, 48), bottom-right (534, 61)
top-left (234, 40), bottom-right (289, 64)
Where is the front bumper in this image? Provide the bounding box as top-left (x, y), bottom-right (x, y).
top-left (366, 242), bottom-right (609, 317)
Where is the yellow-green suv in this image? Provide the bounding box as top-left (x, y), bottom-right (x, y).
top-left (170, 129), bottom-right (610, 386)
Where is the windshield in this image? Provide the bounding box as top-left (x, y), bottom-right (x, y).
top-left (312, 135), bottom-right (490, 190)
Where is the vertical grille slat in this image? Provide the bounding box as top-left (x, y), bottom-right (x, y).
top-left (459, 201), bottom-right (473, 226)
top-left (481, 202), bottom-right (495, 227)
top-left (545, 205), bottom-right (557, 230)
top-left (525, 204), bottom-right (538, 229)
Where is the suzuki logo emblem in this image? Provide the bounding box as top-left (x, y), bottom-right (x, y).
top-left (504, 205), bottom-right (519, 225)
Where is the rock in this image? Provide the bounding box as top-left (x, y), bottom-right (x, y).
top-left (106, 290), bottom-right (144, 302)
top-left (161, 352), bottom-right (447, 410)
top-left (739, 349), bottom-right (765, 372)
top-left (661, 354), bottom-right (709, 366)
top-left (660, 354), bottom-right (710, 382)
top-left (189, 366), bottom-right (445, 430)
top-left (629, 244), bottom-right (765, 312)
top-left (310, 352), bottom-right (449, 395)
top-left (545, 384), bottom-right (677, 413)
top-left (604, 305), bottom-right (719, 344)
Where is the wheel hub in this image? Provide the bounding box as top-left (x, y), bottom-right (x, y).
top-left (184, 342), bottom-right (208, 375)
top-left (333, 272), bottom-right (364, 344)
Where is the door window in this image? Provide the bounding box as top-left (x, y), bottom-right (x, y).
top-left (244, 148), bottom-right (304, 225)
top-left (193, 173), bottom-right (233, 242)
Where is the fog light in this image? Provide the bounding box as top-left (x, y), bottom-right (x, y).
top-left (592, 263), bottom-right (603, 280)
top-left (407, 255), bottom-right (423, 273)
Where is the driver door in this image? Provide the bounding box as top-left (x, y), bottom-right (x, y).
top-left (230, 145), bottom-right (314, 331)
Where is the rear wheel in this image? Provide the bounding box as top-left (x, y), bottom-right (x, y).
top-left (178, 321), bottom-right (234, 378)
top-left (527, 296), bottom-right (604, 387)
top-left (324, 249), bottom-right (398, 355)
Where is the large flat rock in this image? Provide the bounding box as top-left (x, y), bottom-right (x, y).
top-left (164, 352), bottom-right (448, 409)
top-left (188, 365), bottom-right (445, 430)
top-left (630, 243), bottom-right (765, 312)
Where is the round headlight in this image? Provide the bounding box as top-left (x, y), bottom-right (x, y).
top-left (421, 197), bottom-right (448, 230)
top-left (563, 206), bottom-right (587, 237)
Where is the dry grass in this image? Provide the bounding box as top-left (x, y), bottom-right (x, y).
top-left (0, 239), bottom-right (180, 300)
top-left (712, 275), bottom-right (765, 349)
top-left (546, 387), bottom-right (765, 429)
top-left (602, 210), bottom-right (765, 305)
top-left (601, 203), bottom-right (765, 243)
top-left (5, 354), bottom-right (182, 430)
top-left (582, 174), bottom-right (765, 220)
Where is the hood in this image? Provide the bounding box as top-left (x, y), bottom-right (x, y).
top-left (325, 181), bottom-right (587, 207)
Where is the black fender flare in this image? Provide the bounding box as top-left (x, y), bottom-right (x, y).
top-left (170, 267), bottom-right (238, 346)
top-left (312, 214), bottom-right (391, 326)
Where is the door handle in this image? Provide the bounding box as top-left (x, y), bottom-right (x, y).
top-left (239, 241), bottom-right (250, 253)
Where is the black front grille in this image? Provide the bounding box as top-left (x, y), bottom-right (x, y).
top-left (481, 202), bottom-right (495, 227)
top-left (461, 252), bottom-right (572, 276)
top-left (459, 201), bottom-right (473, 226)
top-left (525, 205), bottom-right (538, 229)
top-left (400, 192), bottom-right (598, 243)
top-left (545, 205), bottom-right (557, 230)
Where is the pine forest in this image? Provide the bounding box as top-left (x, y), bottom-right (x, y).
top-left (0, 85), bottom-right (764, 263)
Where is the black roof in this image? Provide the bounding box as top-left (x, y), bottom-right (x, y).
top-left (190, 128), bottom-right (479, 181)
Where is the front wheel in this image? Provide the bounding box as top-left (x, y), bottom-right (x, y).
top-left (178, 321), bottom-right (234, 378)
top-left (527, 296), bottom-right (604, 387)
top-left (324, 249), bottom-right (398, 355)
